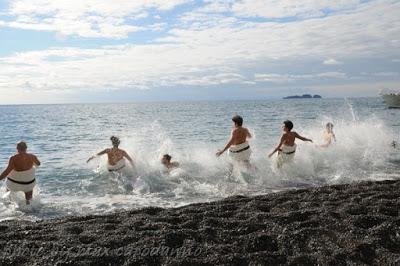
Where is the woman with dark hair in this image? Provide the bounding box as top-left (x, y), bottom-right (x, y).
top-left (268, 120), bottom-right (312, 168)
top-left (87, 136), bottom-right (134, 172)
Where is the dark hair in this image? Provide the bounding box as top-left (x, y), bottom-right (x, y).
top-left (232, 115), bottom-right (243, 126)
top-left (163, 154), bottom-right (172, 161)
top-left (283, 120), bottom-right (293, 131)
top-left (17, 141), bottom-right (27, 151)
top-left (326, 122), bottom-right (334, 129)
top-left (110, 136), bottom-right (120, 147)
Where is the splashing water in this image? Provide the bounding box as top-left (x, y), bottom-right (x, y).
top-left (345, 97), bottom-right (358, 122)
top-left (0, 98), bottom-right (399, 221)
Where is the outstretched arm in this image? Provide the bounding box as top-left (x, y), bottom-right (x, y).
top-left (268, 135), bottom-right (284, 158)
top-left (0, 157), bottom-right (14, 181)
top-left (294, 132), bottom-right (313, 142)
top-left (123, 151), bottom-right (134, 166)
top-left (87, 149), bottom-right (108, 163)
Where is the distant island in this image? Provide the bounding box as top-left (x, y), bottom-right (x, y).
top-left (283, 94), bottom-right (322, 99)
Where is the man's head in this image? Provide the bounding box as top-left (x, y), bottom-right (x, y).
top-left (232, 115), bottom-right (243, 127)
top-left (17, 141), bottom-right (27, 152)
top-left (283, 120), bottom-right (293, 132)
top-left (110, 136), bottom-right (120, 147)
top-left (161, 154), bottom-right (172, 165)
top-left (326, 122), bottom-right (334, 132)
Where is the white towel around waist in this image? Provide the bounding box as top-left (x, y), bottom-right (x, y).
top-left (277, 144), bottom-right (296, 168)
top-left (6, 168), bottom-right (36, 192)
top-left (228, 141), bottom-right (251, 161)
top-left (107, 159), bottom-right (126, 172)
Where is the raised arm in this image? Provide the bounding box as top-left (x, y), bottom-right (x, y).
top-left (294, 132), bottom-right (313, 142)
top-left (87, 149), bottom-right (108, 163)
top-left (0, 157), bottom-right (14, 181)
top-left (268, 135), bottom-right (285, 158)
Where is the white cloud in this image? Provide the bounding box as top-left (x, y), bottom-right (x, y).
top-left (373, 72), bottom-right (399, 77)
top-left (231, 0), bottom-right (362, 19)
top-left (2, 0), bottom-right (190, 38)
top-left (323, 58), bottom-right (343, 65)
top-left (254, 72), bottom-right (347, 83)
top-left (0, 0), bottom-right (399, 102)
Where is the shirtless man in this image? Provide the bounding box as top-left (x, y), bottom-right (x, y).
top-left (0, 141), bottom-right (41, 204)
top-left (268, 120), bottom-right (312, 168)
top-left (216, 115), bottom-right (252, 166)
top-left (87, 136), bottom-right (134, 171)
top-left (161, 154), bottom-right (180, 170)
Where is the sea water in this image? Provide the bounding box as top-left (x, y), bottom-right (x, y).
top-left (0, 97), bottom-right (399, 221)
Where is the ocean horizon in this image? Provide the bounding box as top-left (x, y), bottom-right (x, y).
top-left (0, 97), bottom-right (399, 221)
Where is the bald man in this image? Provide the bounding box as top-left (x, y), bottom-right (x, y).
top-left (0, 141), bottom-right (40, 205)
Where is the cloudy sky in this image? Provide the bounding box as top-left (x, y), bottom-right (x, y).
top-left (0, 0), bottom-right (399, 104)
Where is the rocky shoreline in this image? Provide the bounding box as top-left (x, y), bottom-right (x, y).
top-left (0, 179), bottom-right (399, 265)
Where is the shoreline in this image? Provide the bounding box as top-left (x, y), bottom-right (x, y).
top-left (1, 179), bottom-right (399, 265)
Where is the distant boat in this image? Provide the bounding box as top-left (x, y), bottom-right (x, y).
top-left (283, 94), bottom-right (322, 99)
top-left (381, 92), bottom-right (400, 108)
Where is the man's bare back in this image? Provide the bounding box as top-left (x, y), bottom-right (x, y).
top-left (268, 120), bottom-right (312, 158)
top-left (11, 153), bottom-right (41, 171)
top-left (0, 141), bottom-right (40, 204)
top-left (231, 127), bottom-right (251, 145)
top-left (104, 148), bottom-right (129, 166)
top-left (87, 136), bottom-right (134, 168)
top-left (216, 115), bottom-right (252, 158)
top-left (281, 132), bottom-right (298, 147)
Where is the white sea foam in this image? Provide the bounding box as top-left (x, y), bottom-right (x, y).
top-left (0, 99), bottom-right (398, 221)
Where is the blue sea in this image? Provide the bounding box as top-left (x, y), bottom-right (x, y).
top-left (0, 97), bottom-right (399, 221)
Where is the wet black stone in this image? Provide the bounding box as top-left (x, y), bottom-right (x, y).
top-left (0, 179), bottom-right (399, 265)
top-left (245, 234), bottom-right (278, 252)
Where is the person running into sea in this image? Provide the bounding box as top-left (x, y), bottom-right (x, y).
top-left (161, 154), bottom-right (180, 170)
top-left (87, 136), bottom-right (134, 172)
top-left (216, 115), bottom-right (252, 167)
top-left (268, 120), bottom-right (312, 168)
top-left (320, 122), bottom-right (336, 148)
top-left (0, 141), bottom-right (41, 205)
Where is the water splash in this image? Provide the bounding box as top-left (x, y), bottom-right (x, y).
top-left (0, 100), bottom-right (398, 221)
top-left (344, 97), bottom-right (358, 122)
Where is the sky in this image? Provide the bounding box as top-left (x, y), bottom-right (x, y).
top-left (0, 0), bottom-right (399, 104)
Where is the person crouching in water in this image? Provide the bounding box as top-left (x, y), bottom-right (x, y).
top-left (0, 141), bottom-right (41, 205)
top-left (87, 136), bottom-right (134, 172)
top-left (320, 122), bottom-right (336, 148)
top-left (161, 154), bottom-right (180, 170)
top-left (216, 115), bottom-right (252, 168)
top-left (268, 120), bottom-right (312, 168)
